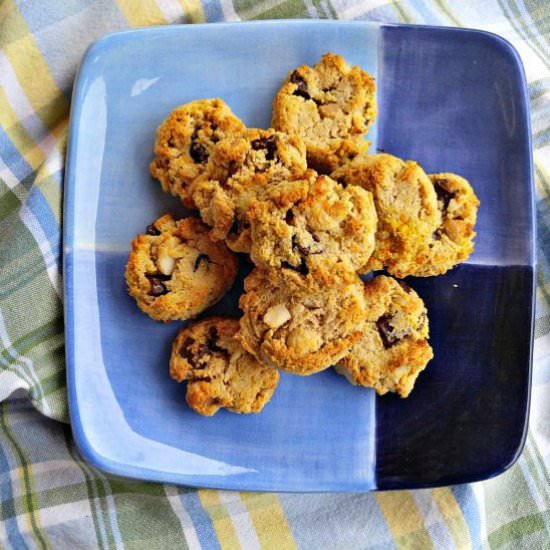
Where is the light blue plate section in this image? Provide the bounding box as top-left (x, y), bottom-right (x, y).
top-left (65, 21), bottom-right (379, 492)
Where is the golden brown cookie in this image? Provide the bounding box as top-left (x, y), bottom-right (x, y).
top-left (150, 99), bottom-right (246, 208)
top-left (332, 153), bottom-right (441, 278)
top-left (237, 268), bottom-right (366, 375)
top-left (272, 53), bottom-right (376, 173)
top-left (125, 215), bottom-right (238, 322)
top-left (170, 317), bottom-right (279, 416)
top-left (248, 173), bottom-right (377, 286)
top-left (412, 173), bottom-right (479, 276)
top-left (335, 275), bottom-right (433, 397)
top-left (190, 128), bottom-right (307, 252)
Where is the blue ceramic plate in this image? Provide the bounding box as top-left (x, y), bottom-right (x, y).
top-left (64, 21), bottom-right (535, 491)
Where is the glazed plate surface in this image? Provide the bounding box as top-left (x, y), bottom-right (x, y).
top-left (64, 21), bottom-right (535, 491)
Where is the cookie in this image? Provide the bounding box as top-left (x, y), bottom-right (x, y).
top-left (190, 128), bottom-right (307, 252)
top-left (237, 268), bottom-right (366, 375)
top-left (170, 317), bottom-right (279, 416)
top-left (272, 53), bottom-right (376, 173)
top-left (150, 99), bottom-right (246, 208)
top-left (412, 173), bottom-right (479, 276)
top-left (125, 215), bottom-right (238, 321)
top-left (332, 153), bottom-right (441, 278)
top-left (335, 275), bottom-right (433, 397)
top-left (248, 173), bottom-right (377, 286)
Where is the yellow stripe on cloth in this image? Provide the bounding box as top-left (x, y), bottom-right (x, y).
top-left (0, 87), bottom-right (45, 170)
top-left (0, 1), bottom-right (69, 139)
top-left (431, 488), bottom-right (472, 550)
top-left (116, 0), bottom-right (167, 26)
top-left (240, 493), bottom-right (297, 550)
top-left (198, 490), bottom-right (241, 550)
top-left (376, 492), bottom-right (434, 549)
top-left (178, 0), bottom-right (206, 22)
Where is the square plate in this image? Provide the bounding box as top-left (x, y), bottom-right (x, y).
top-left (64, 21), bottom-right (535, 491)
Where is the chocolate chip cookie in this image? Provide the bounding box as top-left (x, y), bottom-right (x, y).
top-left (125, 215), bottom-right (238, 321)
top-left (248, 173), bottom-right (377, 286)
top-left (335, 275), bottom-right (433, 397)
top-left (150, 99), bottom-right (246, 208)
top-left (190, 128), bottom-right (307, 252)
top-left (170, 317), bottom-right (279, 416)
top-left (272, 53), bottom-right (376, 173)
top-left (332, 153), bottom-right (441, 278)
top-left (237, 268), bottom-right (366, 375)
top-left (412, 173), bottom-right (479, 276)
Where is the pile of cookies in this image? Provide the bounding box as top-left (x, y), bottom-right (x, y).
top-left (125, 53), bottom-right (479, 416)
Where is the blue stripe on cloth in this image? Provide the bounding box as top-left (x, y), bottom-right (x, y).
top-left (533, 356), bottom-right (550, 384)
top-left (413, 491), bottom-right (454, 548)
top-left (0, 412), bottom-right (29, 550)
top-left (202, 0), bottom-right (224, 23)
top-left (23, 181), bottom-right (62, 244)
top-left (279, 494), bottom-right (397, 549)
top-left (351, 5), bottom-right (400, 22)
top-left (0, 126), bottom-right (33, 183)
top-left (407, 0), bottom-right (443, 25)
top-left (15, 0), bottom-right (95, 35)
top-left (179, 492), bottom-right (221, 550)
top-left (452, 485), bottom-right (481, 549)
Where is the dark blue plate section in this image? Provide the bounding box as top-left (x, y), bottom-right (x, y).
top-left (376, 26), bottom-right (534, 489)
top-left (64, 21), bottom-right (535, 492)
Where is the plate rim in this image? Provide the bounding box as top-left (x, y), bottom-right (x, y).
top-left (64, 20), bottom-right (536, 492)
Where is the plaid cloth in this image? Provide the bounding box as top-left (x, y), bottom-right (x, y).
top-left (1, 0), bottom-right (549, 548)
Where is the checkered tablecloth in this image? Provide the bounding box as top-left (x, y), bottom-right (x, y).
top-left (1, 1), bottom-right (549, 548)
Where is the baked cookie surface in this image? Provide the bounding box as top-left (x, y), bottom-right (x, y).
top-left (237, 268), bottom-right (366, 375)
top-left (272, 53), bottom-right (376, 173)
top-left (125, 215), bottom-right (238, 321)
top-left (335, 275), bottom-right (433, 397)
top-left (248, 173), bottom-right (377, 286)
top-left (190, 128), bottom-right (307, 252)
top-left (413, 173), bottom-right (479, 276)
top-left (150, 99), bottom-right (246, 208)
top-left (332, 153), bottom-right (441, 277)
top-left (170, 317), bottom-right (279, 416)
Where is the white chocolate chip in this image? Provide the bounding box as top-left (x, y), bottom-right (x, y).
top-left (286, 327), bottom-right (322, 355)
top-left (263, 304), bottom-right (292, 329)
top-left (158, 253), bottom-right (175, 276)
top-left (318, 102), bottom-right (339, 118)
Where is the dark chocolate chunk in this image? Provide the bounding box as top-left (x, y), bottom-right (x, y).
top-left (146, 273), bottom-right (169, 296)
top-left (417, 311), bottom-right (428, 332)
top-left (282, 259), bottom-right (309, 276)
top-left (189, 134), bottom-right (209, 164)
top-left (190, 375), bottom-right (212, 383)
top-left (207, 326), bottom-right (227, 355)
top-left (251, 135), bottom-right (278, 161)
top-left (180, 337), bottom-right (197, 365)
top-left (291, 234), bottom-right (322, 257)
top-left (433, 178), bottom-right (455, 211)
top-left (145, 224), bottom-right (160, 236)
top-left (226, 160), bottom-right (240, 177)
top-left (193, 253), bottom-right (211, 272)
top-left (376, 314), bottom-right (399, 348)
top-left (398, 281), bottom-right (413, 294)
top-left (229, 216), bottom-right (239, 235)
top-left (285, 209), bottom-right (295, 225)
top-left (290, 71), bottom-right (311, 100)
